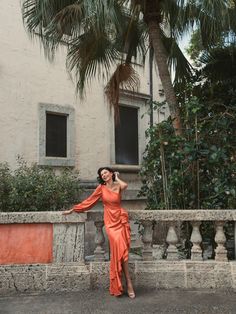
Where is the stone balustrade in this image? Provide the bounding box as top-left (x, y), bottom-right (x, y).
top-left (0, 209), bottom-right (236, 294)
top-left (88, 209), bottom-right (236, 262)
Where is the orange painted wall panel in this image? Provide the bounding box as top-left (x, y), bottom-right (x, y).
top-left (0, 224), bottom-right (53, 265)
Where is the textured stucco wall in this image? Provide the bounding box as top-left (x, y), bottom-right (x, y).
top-left (0, 2), bottom-right (166, 182)
top-left (0, 223), bottom-right (53, 264)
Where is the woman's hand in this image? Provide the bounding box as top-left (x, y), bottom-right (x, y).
top-left (114, 171), bottom-right (119, 181)
top-left (62, 208), bottom-right (74, 215)
top-left (114, 171), bottom-right (128, 190)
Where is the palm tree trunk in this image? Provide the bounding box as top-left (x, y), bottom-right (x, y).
top-left (147, 20), bottom-right (182, 135)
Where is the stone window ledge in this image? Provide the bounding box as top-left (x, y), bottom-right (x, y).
top-left (38, 157), bottom-right (75, 167)
top-left (110, 164), bottom-right (140, 173)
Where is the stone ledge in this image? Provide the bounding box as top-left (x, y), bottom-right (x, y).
top-left (86, 209), bottom-right (236, 222)
top-left (1, 209), bottom-right (236, 224)
top-left (128, 209), bottom-right (236, 221)
top-left (0, 211), bottom-right (87, 224)
top-left (0, 263), bottom-right (89, 294)
top-left (1, 261), bottom-right (236, 295)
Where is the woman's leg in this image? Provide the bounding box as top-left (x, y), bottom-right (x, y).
top-left (122, 260), bottom-right (135, 297)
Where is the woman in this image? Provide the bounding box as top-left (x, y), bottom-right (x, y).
top-left (63, 167), bottom-right (135, 299)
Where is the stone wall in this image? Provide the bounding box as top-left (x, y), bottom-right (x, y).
top-left (0, 211), bottom-right (236, 295)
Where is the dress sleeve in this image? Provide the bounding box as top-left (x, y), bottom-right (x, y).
top-left (72, 185), bottom-right (102, 212)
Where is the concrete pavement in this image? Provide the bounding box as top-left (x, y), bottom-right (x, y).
top-left (0, 289), bottom-right (236, 314)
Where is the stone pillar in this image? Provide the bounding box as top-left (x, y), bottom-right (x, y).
top-left (53, 223), bottom-right (85, 263)
top-left (94, 221), bottom-right (105, 261)
top-left (190, 221), bottom-right (203, 261)
top-left (166, 223), bottom-right (178, 260)
top-left (215, 221), bottom-right (228, 262)
top-left (130, 230), bottom-right (137, 248)
top-left (141, 220), bottom-right (153, 261)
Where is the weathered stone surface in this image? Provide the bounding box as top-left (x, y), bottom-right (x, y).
top-left (53, 223), bottom-right (84, 263)
top-left (128, 209), bottom-right (236, 221)
top-left (134, 261), bottom-right (186, 289)
top-left (185, 261), bottom-right (234, 289)
top-left (89, 262), bottom-right (110, 289)
top-left (214, 263), bottom-right (232, 288)
top-left (83, 209), bottom-right (236, 223)
top-left (186, 262), bottom-right (216, 289)
top-left (1, 261), bottom-right (236, 295)
top-left (166, 225), bottom-right (179, 260)
top-left (46, 264), bottom-right (90, 292)
top-left (229, 262), bottom-right (236, 289)
top-left (215, 221), bottom-right (228, 262)
top-left (0, 265), bottom-right (46, 294)
top-left (0, 264), bottom-right (90, 295)
top-left (0, 212), bottom-right (87, 224)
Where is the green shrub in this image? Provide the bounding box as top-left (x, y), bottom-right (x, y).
top-left (140, 98), bottom-right (236, 209)
top-left (0, 163), bottom-right (13, 211)
top-left (0, 159), bottom-right (82, 212)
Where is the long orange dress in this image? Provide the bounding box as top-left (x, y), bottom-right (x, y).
top-left (72, 184), bottom-right (131, 296)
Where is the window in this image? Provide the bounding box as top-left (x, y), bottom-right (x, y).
top-left (46, 113), bottom-right (67, 157)
top-left (115, 105), bottom-right (139, 165)
top-left (38, 103), bottom-right (75, 167)
top-left (110, 90), bottom-right (151, 169)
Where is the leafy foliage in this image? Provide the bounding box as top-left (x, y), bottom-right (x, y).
top-left (140, 97), bottom-right (236, 209)
top-left (0, 159), bottom-right (82, 212)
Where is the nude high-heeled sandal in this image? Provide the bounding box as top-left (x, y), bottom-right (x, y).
top-left (127, 290), bottom-right (136, 299)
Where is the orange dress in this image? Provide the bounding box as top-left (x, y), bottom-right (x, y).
top-left (73, 184), bottom-right (131, 296)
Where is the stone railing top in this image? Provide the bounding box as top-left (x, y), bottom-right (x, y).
top-left (88, 209), bottom-right (236, 222)
top-left (1, 209), bottom-right (236, 224)
top-left (0, 211), bottom-right (87, 224)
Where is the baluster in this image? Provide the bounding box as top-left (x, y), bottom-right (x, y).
top-left (130, 230), bottom-right (137, 248)
top-left (190, 221), bottom-right (203, 261)
top-left (215, 221), bottom-right (228, 262)
top-left (94, 221), bottom-right (105, 261)
top-left (166, 223), bottom-right (178, 260)
top-left (141, 220), bottom-right (153, 261)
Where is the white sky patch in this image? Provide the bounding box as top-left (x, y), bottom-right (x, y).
top-left (178, 31), bottom-right (192, 63)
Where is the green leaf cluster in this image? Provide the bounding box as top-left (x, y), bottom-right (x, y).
top-left (140, 97), bottom-right (236, 210)
top-left (0, 158), bottom-right (82, 212)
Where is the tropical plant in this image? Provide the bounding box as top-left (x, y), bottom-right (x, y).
top-left (21, 1), bottom-right (236, 135)
top-left (139, 96), bottom-right (236, 210)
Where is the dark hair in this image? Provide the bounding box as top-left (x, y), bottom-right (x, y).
top-left (97, 167), bottom-right (115, 184)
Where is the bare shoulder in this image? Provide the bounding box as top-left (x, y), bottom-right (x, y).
top-left (117, 181), bottom-right (128, 191)
top-left (113, 182), bottom-right (122, 193)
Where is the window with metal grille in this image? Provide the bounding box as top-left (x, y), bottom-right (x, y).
top-left (115, 105), bottom-right (139, 165)
top-left (46, 113), bottom-right (67, 157)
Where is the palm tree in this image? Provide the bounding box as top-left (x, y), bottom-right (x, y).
top-left (22, 0), bottom-right (235, 134)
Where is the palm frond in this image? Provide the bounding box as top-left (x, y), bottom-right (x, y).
top-left (200, 45), bottom-right (236, 82)
top-left (114, 14), bottom-right (147, 64)
top-left (160, 31), bottom-right (194, 85)
top-left (105, 63), bottom-right (140, 122)
top-left (67, 30), bottom-right (120, 96)
top-left (47, 4), bottom-right (84, 38)
top-left (22, 0), bottom-right (78, 60)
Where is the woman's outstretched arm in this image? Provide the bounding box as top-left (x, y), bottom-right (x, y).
top-left (62, 185), bottom-right (102, 215)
